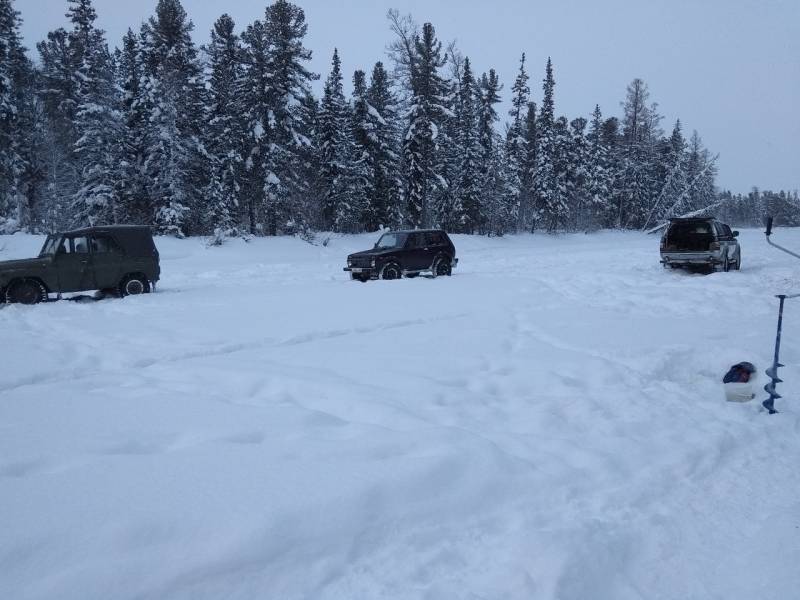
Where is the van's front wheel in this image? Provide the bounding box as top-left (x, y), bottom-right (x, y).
top-left (119, 274), bottom-right (151, 297)
top-left (5, 279), bottom-right (46, 305)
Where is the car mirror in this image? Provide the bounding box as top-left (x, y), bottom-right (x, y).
top-left (732, 231), bottom-right (739, 238)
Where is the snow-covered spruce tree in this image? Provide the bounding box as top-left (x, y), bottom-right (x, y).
top-left (291, 91), bottom-right (324, 233)
top-left (583, 104), bottom-right (612, 230)
top-left (113, 28), bottom-right (150, 226)
top-left (504, 53), bottom-right (529, 233)
top-left (0, 0), bottom-right (34, 231)
top-left (566, 117), bottom-right (590, 231)
top-left (519, 101), bottom-right (538, 232)
top-left (453, 56), bottom-right (480, 233)
top-left (534, 58), bottom-right (568, 231)
top-left (601, 115), bottom-right (624, 228)
top-left (350, 69), bottom-right (380, 231)
top-left (618, 78), bottom-right (661, 228)
top-left (684, 130), bottom-right (717, 211)
top-left (365, 61), bottom-right (403, 230)
top-left (203, 14), bottom-right (245, 243)
top-left (319, 49), bottom-right (357, 232)
top-left (641, 119), bottom-right (688, 229)
top-left (403, 22), bottom-right (449, 229)
top-left (477, 68), bottom-right (505, 235)
top-left (70, 0), bottom-right (124, 227)
top-left (36, 9), bottom-right (84, 228)
top-left (138, 0), bottom-right (206, 236)
top-left (240, 0), bottom-right (316, 236)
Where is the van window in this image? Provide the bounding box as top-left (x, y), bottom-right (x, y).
top-left (91, 235), bottom-right (121, 254)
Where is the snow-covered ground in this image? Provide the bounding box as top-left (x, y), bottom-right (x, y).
top-left (2, 228), bottom-right (799, 600)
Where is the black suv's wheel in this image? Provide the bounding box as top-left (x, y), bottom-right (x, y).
top-left (732, 253), bottom-right (741, 270)
top-left (432, 256), bottom-right (452, 277)
top-left (6, 279), bottom-right (46, 305)
top-left (351, 273), bottom-right (370, 283)
top-left (380, 263), bottom-right (402, 280)
top-left (119, 274), bottom-right (151, 297)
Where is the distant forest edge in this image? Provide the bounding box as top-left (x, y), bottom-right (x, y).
top-left (0, 0), bottom-right (796, 240)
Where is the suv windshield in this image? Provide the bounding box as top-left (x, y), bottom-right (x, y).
top-left (375, 232), bottom-right (407, 249)
top-left (39, 235), bottom-right (61, 257)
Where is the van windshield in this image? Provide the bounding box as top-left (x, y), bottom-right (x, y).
top-left (39, 235), bottom-right (60, 257)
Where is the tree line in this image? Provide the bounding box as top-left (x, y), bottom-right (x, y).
top-left (0, 0), bottom-right (791, 239)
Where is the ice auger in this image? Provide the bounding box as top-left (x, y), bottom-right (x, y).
top-left (763, 217), bottom-right (800, 414)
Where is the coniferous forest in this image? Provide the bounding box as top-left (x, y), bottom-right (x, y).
top-left (0, 0), bottom-right (796, 239)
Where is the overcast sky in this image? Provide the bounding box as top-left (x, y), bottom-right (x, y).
top-left (18, 0), bottom-right (800, 193)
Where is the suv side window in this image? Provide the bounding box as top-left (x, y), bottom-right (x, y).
top-left (91, 235), bottom-right (122, 254)
top-left (425, 232), bottom-right (444, 246)
top-left (722, 224), bottom-right (733, 238)
top-left (406, 233), bottom-right (424, 248)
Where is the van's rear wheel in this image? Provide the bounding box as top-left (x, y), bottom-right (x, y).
top-left (6, 279), bottom-right (46, 305)
top-left (119, 275), bottom-right (151, 297)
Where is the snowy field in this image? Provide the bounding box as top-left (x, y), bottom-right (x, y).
top-left (2, 228), bottom-right (800, 600)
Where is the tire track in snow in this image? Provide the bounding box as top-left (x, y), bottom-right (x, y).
top-left (0, 313), bottom-right (468, 396)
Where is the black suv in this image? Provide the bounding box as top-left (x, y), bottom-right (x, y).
top-left (344, 230), bottom-right (458, 281)
top-left (0, 225), bottom-right (160, 304)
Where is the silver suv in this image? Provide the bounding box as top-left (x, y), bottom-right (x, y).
top-left (660, 218), bottom-right (741, 272)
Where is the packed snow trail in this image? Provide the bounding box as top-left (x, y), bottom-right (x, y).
top-left (1, 230), bottom-right (799, 599)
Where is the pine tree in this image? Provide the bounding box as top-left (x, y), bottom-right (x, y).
top-left (139, 0), bottom-right (205, 236)
top-left (584, 105), bottom-right (612, 229)
top-left (685, 130), bottom-right (717, 211)
top-left (70, 0), bottom-right (122, 226)
top-left (454, 57), bottom-right (480, 232)
top-left (505, 53), bottom-right (529, 232)
top-left (618, 78), bottom-right (662, 228)
top-left (114, 28), bottom-right (150, 226)
top-left (365, 61), bottom-right (402, 229)
top-left (204, 14), bottom-right (245, 242)
top-left (477, 68), bottom-right (504, 234)
top-left (293, 91), bottom-right (324, 231)
top-left (535, 58), bottom-right (568, 231)
top-left (403, 22), bottom-right (449, 229)
top-left (566, 117), bottom-right (590, 230)
top-left (240, 0), bottom-right (316, 235)
top-left (0, 0), bottom-right (32, 231)
top-left (319, 49), bottom-right (355, 231)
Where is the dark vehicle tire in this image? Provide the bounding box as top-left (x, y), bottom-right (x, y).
top-left (380, 262), bottom-right (402, 280)
top-left (732, 254), bottom-right (741, 270)
top-left (432, 256), bottom-right (452, 277)
top-left (6, 279), bottom-right (46, 305)
top-left (119, 274), bottom-right (151, 297)
top-left (722, 254), bottom-right (730, 273)
top-left (351, 273), bottom-right (370, 283)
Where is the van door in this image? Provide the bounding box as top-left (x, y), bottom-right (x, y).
top-left (90, 234), bottom-right (124, 289)
top-left (54, 235), bottom-right (95, 292)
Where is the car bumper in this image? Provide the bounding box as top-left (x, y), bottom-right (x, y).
top-left (661, 252), bottom-right (721, 265)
